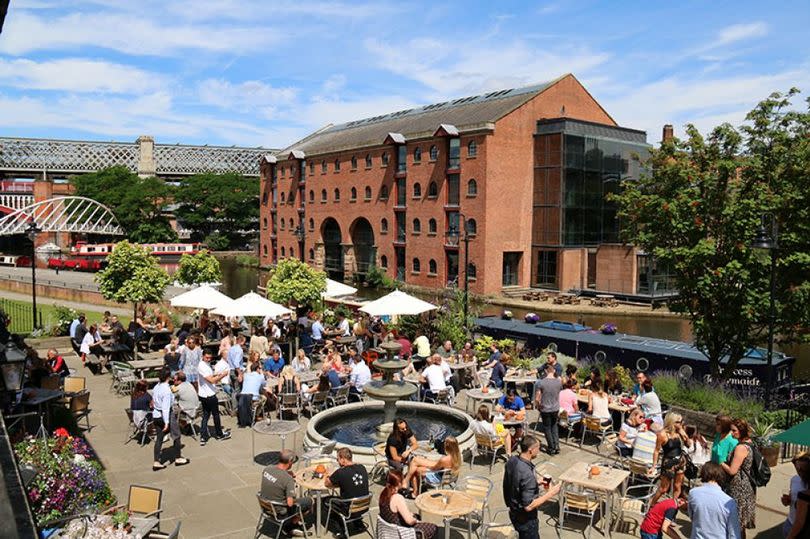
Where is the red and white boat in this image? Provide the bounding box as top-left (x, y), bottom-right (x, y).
top-left (71, 241), bottom-right (204, 258)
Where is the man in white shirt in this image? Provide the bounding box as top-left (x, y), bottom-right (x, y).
top-left (264, 318), bottom-right (282, 340)
top-left (197, 350), bottom-right (231, 446)
top-left (348, 349), bottom-right (371, 399)
top-left (152, 368), bottom-right (189, 470)
top-left (337, 313), bottom-right (350, 337)
top-left (420, 354), bottom-right (448, 400)
top-left (214, 354), bottom-right (232, 395)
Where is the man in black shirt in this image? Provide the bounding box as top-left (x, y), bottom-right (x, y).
top-left (324, 447), bottom-right (369, 523)
top-left (502, 435), bottom-right (561, 539)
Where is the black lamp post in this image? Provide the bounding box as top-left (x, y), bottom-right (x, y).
top-left (25, 221), bottom-right (41, 330)
top-left (750, 214), bottom-right (778, 410)
top-left (294, 225), bottom-right (305, 262)
top-left (447, 213), bottom-right (472, 329)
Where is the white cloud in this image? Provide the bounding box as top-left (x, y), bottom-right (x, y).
top-left (198, 79), bottom-right (298, 118)
top-left (0, 58), bottom-right (165, 94)
top-left (715, 22), bottom-right (769, 47)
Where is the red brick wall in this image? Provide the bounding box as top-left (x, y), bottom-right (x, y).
top-left (595, 244), bottom-right (638, 294)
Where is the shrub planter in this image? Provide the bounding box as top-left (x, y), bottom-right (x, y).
top-left (760, 444), bottom-right (782, 468)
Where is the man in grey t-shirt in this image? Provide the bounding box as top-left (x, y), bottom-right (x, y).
top-left (534, 364), bottom-right (562, 454)
top-left (260, 450), bottom-right (313, 531)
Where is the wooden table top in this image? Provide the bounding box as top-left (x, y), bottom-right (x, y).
top-left (295, 464), bottom-right (336, 491)
top-left (465, 388), bottom-right (502, 400)
top-left (558, 462), bottom-right (630, 492)
top-left (447, 360), bottom-right (476, 370)
top-left (415, 489), bottom-right (476, 518)
top-left (129, 358), bottom-right (165, 370)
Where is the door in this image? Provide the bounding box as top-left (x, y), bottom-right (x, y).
top-left (446, 251), bottom-right (459, 286)
top-left (502, 252), bottom-right (521, 286)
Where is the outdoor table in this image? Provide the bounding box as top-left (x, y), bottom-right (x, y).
top-left (504, 370), bottom-right (537, 385)
top-left (448, 360), bottom-right (477, 389)
top-left (129, 357), bottom-right (165, 378)
top-left (20, 388), bottom-right (64, 438)
top-left (576, 393), bottom-right (635, 422)
top-left (414, 489), bottom-right (477, 539)
top-left (295, 464), bottom-right (336, 536)
top-left (594, 294), bottom-right (617, 307)
top-left (298, 370), bottom-right (320, 385)
top-left (129, 516), bottom-right (160, 537)
top-left (557, 462), bottom-right (630, 539)
top-left (464, 388), bottom-right (502, 414)
top-left (99, 342), bottom-right (133, 363)
top-left (252, 419), bottom-right (301, 463)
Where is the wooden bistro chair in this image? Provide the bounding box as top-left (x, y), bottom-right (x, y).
top-left (474, 433), bottom-right (508, 472)
top-left (255, 493), bottom-right (309, 539)
top-left (579, 416), bottom-right (615, 452)
top-left (69, 391), bottom-right (92, 432)
top-left (107, 485), bottom-right (163, 535)
top-left (559, 484), bottom-right (604, 539)
top-left (64, 376), bottom-right (86, 394)
top-left (325, 493), bottom-right (374, 539)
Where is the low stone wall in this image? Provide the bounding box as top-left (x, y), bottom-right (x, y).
top-left (670, 405), bottom-right (717, 438)
top-left (0, 279), bottom-right (120, 308)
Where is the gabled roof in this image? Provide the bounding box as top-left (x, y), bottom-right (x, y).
top-left (282, 75), bottom-right (570, 157)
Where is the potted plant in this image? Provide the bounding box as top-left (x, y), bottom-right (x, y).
top-left (599, 323), bottom-right (617, 335)
top-left (752, 418), bottom-right (781, 467)
top-left (111, 509), bottom-right (131, 532)
top-left (513, 357), bottom-right (534, 376)
top-left (524, 313), bottom-right (540, 324)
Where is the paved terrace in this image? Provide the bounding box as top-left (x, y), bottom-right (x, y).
top-left (30, 337), bottom-right (791, 539)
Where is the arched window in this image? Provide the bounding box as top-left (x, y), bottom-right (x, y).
top-left (334, 158), bottom-right (340, 171)
top-left (280, 219), bottom-right (286, 230)
top-left (263, 244), bottom-right (268, 256)
top-left (350, 187), bottom-right (357, 201)
top-left (381, 218), bottom-right (388, 233)
top-left (467, 140), bottom-right (477, 157)
top-left (380, 255), bottom-right (388, 268)
top-left (414, 147), bottom-right (422, 163)
top-left (309, 248), bottom-right (315, 260)
top-left (281, 246), bottom-right (286, 256)
top-left (334, 188), bottom-right (340, 201)
top-left (380, 185), bottom-right (389, 199)
top-left (351, 156), bottom-right (357, 169)
top-left (365, 154), bottom-right (372, 168)
top-left (280, 166), bottom-right (285, 177)
top-left (280, 192), bottom-right (286, 203)
top-left (466, 218), bottom-right (477, 236)
top-left (428, 181), bottom-right (438, 198)
top-left (309, 190), bottom-right (315, 202)
top-left (321, 161), bottom-right (327, 173)
top-left (429, 145), bottom-right (438, 161)
top-left (413, 218), bottom-right (421, 233)
top-left (288, 218), bottom-right (294, 229)
top-left (262, 217), bottom-right (268, 230)
top-left (429, 259), bottom-right (437, 274)
top-left (309, 162), bottom-right (314, 175)
top-left (289, 245), bottom-right (295, 258)
top-left (364, 186), bottom-right (372, 200)
top-left (467, 262), bottom-right (477, 278)
top-left (381, 152), bottom-right (389, 166)
top-left (321, 189), bottom-right (327, 202)
top-left (428, 218), bottom-right (437, 234)
top-left (308, 218), bottom-right (315, 231)
top-left (412, 183), bottom-right (422, 198)
top-left (412, 258), bottom-right (420, 272)
top-left (467, 179), bottom-right (478, 196)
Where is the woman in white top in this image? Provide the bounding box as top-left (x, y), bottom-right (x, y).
top-left (291, 348), bottom-right (311, 374)
top-left (618, 409), bottom-right (646, 457)
top-left (684, 424), bottom-right (710, 466)
top-left (635, 379), bottom-right (663, 424)
top-left (470, 404), bottom-right (512, 453)
top-left (587, 380), bottom-right (612, 426)
top-left (782, 452), bottom-right (810, 537)
top-left (80, 323), bottom-right (103, 363)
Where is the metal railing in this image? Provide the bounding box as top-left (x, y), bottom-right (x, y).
top-left (0, 298), bottom-right (42, 333)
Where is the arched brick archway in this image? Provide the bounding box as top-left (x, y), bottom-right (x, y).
top-left (350, 217), bottom-right (375, 276)
top-left (320, 218), bottom-right (343, 281)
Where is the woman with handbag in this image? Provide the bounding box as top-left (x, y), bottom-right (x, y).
top-left (649, 413), bottom-right (690, 506)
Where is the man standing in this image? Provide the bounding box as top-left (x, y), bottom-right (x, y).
top-left (228, 335), bottom-right (246, 391)
top-left (534, 364), bottom-right (562, 454)
top-left (152, 368), bottom-right (190, 470)
top-left (260, 449), bottom-right (312, 535)
top-left (197, 350), bottom-right (231, 446)
top-left (69, 314), bottom-right (85, 343)
top-left (688, 462), bottom-right (742, 539)
top-left (348, 350), bottom-right (371, 398)
top-left (503, 436), bottom-right (561, 539)
top-left (324, 448), bottom-right (369, 519)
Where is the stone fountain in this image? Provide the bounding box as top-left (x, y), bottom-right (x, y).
top-left (363, 341), bottom-right (418, 430)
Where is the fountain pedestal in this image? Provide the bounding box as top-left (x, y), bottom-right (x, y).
top-left (364, 341), bottom-right (417, 432)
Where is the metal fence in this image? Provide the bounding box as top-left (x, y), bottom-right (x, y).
top-left (0, 298), bottom-right (42, 334)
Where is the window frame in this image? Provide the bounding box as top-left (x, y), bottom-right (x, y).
top-left (467, 140), bottom-right (478, 158)
top-left (413, 146), bottom-right (422, 163)
top-left (412, 182), bottom-right (422, 199)
top-left (427, 181), bottom-right (438, 199)
top-left (467, 178), bottom-right (478, 197)
top-left (412, 218), bottom-right (421, 234)
top-left (429, 145), bottom-right (438, 161)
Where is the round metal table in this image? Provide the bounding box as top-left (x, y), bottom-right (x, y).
top-left (252, 419), bottom-right (301, 462)
top-left (295, 464), bottom-right (336, 537)
top-left (463, 388), bottom-right (502, 414)
top-left (414, 489), bottom-right (477, 539)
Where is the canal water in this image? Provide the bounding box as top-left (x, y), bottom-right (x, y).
top-left (215, 256), bottom-right (809, 378)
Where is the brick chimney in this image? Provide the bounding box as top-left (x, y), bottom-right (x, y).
top-left (662, 124), bottom-right (674, 142)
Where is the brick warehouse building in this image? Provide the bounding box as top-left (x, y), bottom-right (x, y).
top-left (259, 74), bottom-right (668, 297)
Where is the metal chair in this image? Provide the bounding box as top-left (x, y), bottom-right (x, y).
top-left (255, 494), bottom-right (308, 539)
top-left (278, 392), bottom-right (300, 420)
top-left (479, 508), bottom-right (516, 539)
top-left (370, 442), bottom-right (391, 485)
top-left (579, 416), bottom-right (615, 452)
top-left (216, 388), bottom-right (235, 417)
top-left (148, 521), bottom-right (181, 539)
top-left (325, 494), bottom-right (373, 539)
top-left (301, 440), bottom-right (337, 466)
top-left (454, 475), bottom-right (493, 534)
top-left (252, 395), bottom-right (269, 425)
top-left (424, 388), bottom-right (452, 405)
top-left (69, 390), bottom-right (92, 431)
top-left (559, 485), bottom-right (603, 539)
top-left (125, 407), bottom-right (153, 445)
top-left (558, 409), bottom-right (583, 442)
top-left (473, 433), bottom-right (507, 472)
top-left (179, 405), bottom-right (201, 439)
top-left (612, 483), bottom-right (657, 535)
top-left (376, 515), bottom-right (423, 539)
top-left (329, 384), bottom-right (351, 407)
top-left (106, 484), bottom-right (163, 533)
top-left (303, 390), bottom-right (329, 416)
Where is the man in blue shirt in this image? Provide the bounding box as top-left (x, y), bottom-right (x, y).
top-left (311, 315), bottom-right (325, 343)
top-left (237, 363), bottom-right (267, 427)
top-left (497, 389), bottom-right (527, 440)
top-left (227, 335), bottom-right (246, 391)
top-left (263, 349), bottom-right (284, 376)
top-left (484, 344), bottom-right (506, 388)
top-left (688, 462), bottom-right (742, 539)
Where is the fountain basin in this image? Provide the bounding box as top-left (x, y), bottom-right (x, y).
top-left (304, 401), bottom-right (475, 467)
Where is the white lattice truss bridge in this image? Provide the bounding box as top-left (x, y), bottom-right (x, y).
top-left (0, 196), bottom-right (124, 236)
top-left (0, 137), bottom-right (268, 176)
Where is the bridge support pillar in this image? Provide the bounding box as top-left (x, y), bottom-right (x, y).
top-left (136, 136), bottom-right (156, 178)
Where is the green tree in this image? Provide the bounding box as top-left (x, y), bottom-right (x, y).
top-left (96, 241), bottom-right (170, 318)
top-left (264, 258), bottom-right (326, 307)
top-left (70, 166), bottom-right (176, 243)
top-left (173, 172), bottom-right (259, 250)
top-left (612, 89), bottom-right (810, 380)
top-left (174, 250), bottom-right (223, 286)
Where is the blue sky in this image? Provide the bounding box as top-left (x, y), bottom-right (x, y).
top-left (0, 0), bottom-right (808, 148)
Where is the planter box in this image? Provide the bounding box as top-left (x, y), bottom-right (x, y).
top-left (760, 444), bottom-right (781, 468)
top-left (669, 405), bottom-right (718, 439)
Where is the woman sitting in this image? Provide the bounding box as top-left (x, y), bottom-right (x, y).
top-left (636, 379), bottom-right (663, 425)
top-left (276, 365), bottom-right (301, 395)
top-left (604, 368), bottom-right (624, 395)
top-left (563, 364), bottom-right (580, 390)
top-left (587, 380), bottom-right (612, 426)
top-left (470, 404), bottom-right (512, 453)
top-left (379, 471), bottom-right (437, 539)
top-left (291, 348), bottom-right (311, 374)
top-left (618, 409), bottom-right (646, 457)
top-left (404, 436), bottom-right (462, 495)
top-left (386, 418), bottom-right (419, 471)
top-left (302, 372), bottom-right (331, 402)
top-left (130, 380), bottom-right (153, 430)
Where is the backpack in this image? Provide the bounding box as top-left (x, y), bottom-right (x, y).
top-left (743, 442), bottom-right (771, 488)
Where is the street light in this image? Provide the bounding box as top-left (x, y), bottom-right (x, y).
top-left (446, 213), bottom-right (472, 329)
top-left (25, 221), bottom-right (41, 330)
top-left (750, 214), bottom-right (778, 410)
top-left (293, 225), bottom-right (305, 262)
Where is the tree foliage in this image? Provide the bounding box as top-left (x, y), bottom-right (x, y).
top-left (96, 241), bottom-right (170, 307)
top-left (173, 172), bottom-right (259, 250)
top-left (612, 89), bottom-right (810, 380)
top-left (264, 258), bottom-right (326, 307)
top-left (70, 166), bottom-right (176, 243)
top-left (175, 249), bottom-right (222, 285)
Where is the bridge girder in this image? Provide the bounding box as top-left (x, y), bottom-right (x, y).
top-left (0, 196), bottom-right (124, 236)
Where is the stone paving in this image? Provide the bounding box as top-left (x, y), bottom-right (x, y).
top-left (34, 337), bottom-right (791, 539)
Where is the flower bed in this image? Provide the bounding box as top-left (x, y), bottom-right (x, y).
top-left (14, 429), bottom-right (116, 528)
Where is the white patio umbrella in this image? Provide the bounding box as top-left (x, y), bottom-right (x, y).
top-left (169, 284), bottom-right (232, 310)
top-left (359, 290), bottom-right (438, 317)
top-left (210, 292), bottom-right (291, 318)
top-left (322, 278), bottom-right (358, 298)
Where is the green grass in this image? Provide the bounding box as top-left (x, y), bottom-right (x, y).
top-left (0, 298), bottom-right (130, 335)
top-left (653, 373), bottom-right (765, 419)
